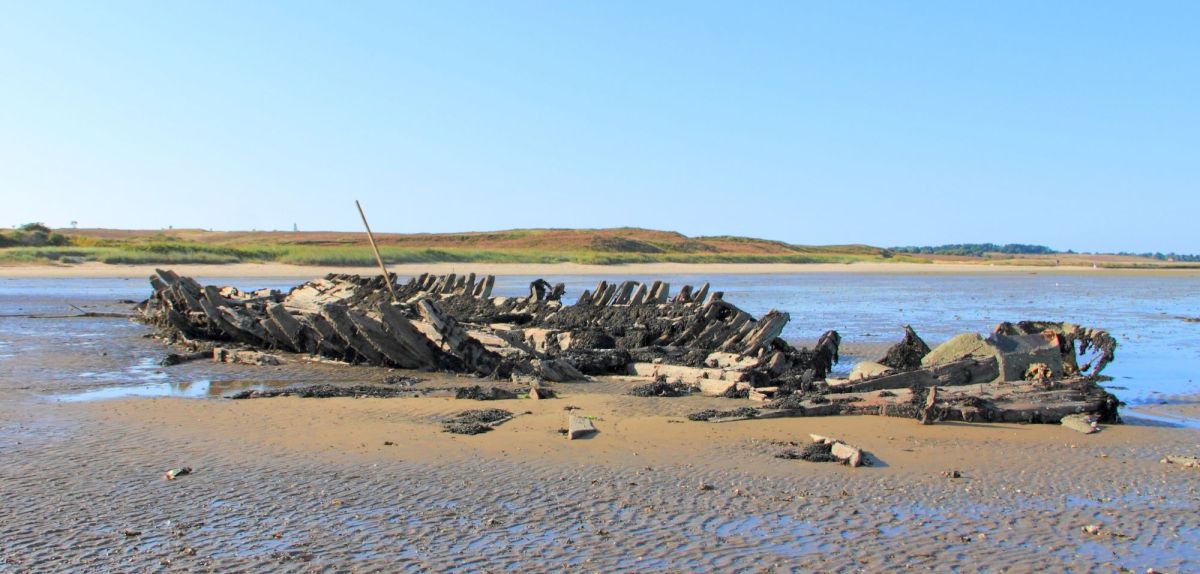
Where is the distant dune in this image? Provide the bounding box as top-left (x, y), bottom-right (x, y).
top-left (0, 226), bottom-right (1194, 270)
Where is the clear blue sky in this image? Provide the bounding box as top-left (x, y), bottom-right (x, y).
top-left (2, 2), bottom-right (1197, 253)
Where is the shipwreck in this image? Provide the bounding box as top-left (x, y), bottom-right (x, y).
top-left (138, 269), bottom-right (1121, 426)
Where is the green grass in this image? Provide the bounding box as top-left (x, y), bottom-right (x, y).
top-left (0, 232), bottom-right (933, 267)
top-left (0, 242), bottom-right (906, 266)
top-left (0, 246), bottom-right (117, 264)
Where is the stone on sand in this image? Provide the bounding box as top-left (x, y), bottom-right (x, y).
top-left (1060, 413), bottom-right (1099, 434)
top-left (567, 415), bottom-right (597, 440)
top-left (848, 361), bottom-right (893, 381)
top-left (921, 333), bottom-right (997, 368)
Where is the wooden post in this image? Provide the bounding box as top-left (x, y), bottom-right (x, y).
top-left (355, 200), bottom-right (399, 302)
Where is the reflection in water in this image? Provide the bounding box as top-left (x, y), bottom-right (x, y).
top-left (51, 379), bottom-right (294, 402)
top-left (1121, 409), bottom-right (1200, 429)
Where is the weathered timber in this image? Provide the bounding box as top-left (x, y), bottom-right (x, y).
top-left (831, 357), bottom-right (999, 394)
top-left (377, 303), bottom-right (442, 369)
top-left (139, 271), bottom-right (1120, 428)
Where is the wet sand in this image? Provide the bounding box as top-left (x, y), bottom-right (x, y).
top-left (3, 260), bottom-right (1200, 279)
top-left (2, 277), bottom-right (1198, 572)
top-left (2, 372), bottom-right (1198, 572)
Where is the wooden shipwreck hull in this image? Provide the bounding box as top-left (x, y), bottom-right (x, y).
top-left (138, 269), bottom-right (1121, 424)
top-left (138, 270), bottom-right (839, 385)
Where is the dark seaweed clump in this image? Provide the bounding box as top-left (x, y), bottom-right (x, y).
top-left (775, 442), bottom-right (840, 463)
top-left (228, 384), bottom-right (416, 399)
top-left (442, 409), bottom-right (513, 435)
top-left (454, 386), bottom-right (519, 401)
top-left (629, 380), bottom-right (696, 397)
top-left (687, 406), bottom-right (759, 422)
top-left (721, 384), bottom-right (749, 399)
top-left (383, 375), bottom-right (423, 386)
top-left (763, 393), bottom-right (808, 410)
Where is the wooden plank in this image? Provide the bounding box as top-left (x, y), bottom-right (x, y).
top-left (377, 303), bottom-right (440, 368)
top-left (320, 304), bottom-right (388, 365)
top-left (345, 309), bottom-right (425, 368)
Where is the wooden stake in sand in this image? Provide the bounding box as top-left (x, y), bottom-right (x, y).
top-left (355, 200), bottom-right (399, 302)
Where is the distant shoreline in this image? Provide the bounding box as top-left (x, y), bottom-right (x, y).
top-left (3, 260), bottom-right (1199, 279)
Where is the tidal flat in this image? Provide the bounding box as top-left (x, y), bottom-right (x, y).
top-left (1, 272), bottom-right (1197, 572)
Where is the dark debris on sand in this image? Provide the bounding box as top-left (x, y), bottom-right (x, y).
top-left (775, 442), bottom-right (841, 463)
top-left (442, 409), bottom-right (514, 435)
top-left (629, 379), bottom-right (697, 397)
top-left (454, 385), bottom-right (520, 401)
top-left (687, 406), bottom-right (759, 422)
top-left (228, 385), bottom-right (420, 399)
top-left (383, 375), bottom-right (423, 386)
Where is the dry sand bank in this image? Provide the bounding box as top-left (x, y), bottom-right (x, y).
top-left (3, 260), bottom-right (1198, 279)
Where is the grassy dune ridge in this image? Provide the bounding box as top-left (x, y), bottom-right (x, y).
top-left (0, 226), bottom-right (1194, 268)
top-left (0, 227), bottom-right (917, 266)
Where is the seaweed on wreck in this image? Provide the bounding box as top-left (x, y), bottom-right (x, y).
top-left (762, 393), bottom-right (802, 410)
top-left (878, 325), bottom-right (931, 372)
top-left (720, 384), bottom-right (750, 399)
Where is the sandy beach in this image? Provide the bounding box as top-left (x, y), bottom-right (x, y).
top-left (3, 370), bottom-right (1198, 572)
top-left (3, 260), bottom-right (1199, 279)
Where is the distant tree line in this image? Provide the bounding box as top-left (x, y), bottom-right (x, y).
top-left (890, 243), bottom-right (1057, 257)
top-left (1113, 252), bottom-right (1200, 262)
top-left (0, 223), bottom-right (72, 247)
top-left (890, 243), bottom-right (1200, 261)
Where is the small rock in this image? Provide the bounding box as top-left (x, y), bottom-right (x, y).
top-left (1161, 455), bottom-right (1200, 468)
top-left (122, 529), bottom-right (141, 537)
top-left (697, 482), bottom-right (714, 491)
top-left (1061, 413), bottom-right (1100, 434)
top-left (942, 470), bottom-right (962, 479)
top-left (567, 415), bottom-right (597, 440)
top-left (830, 441), bottom-right (865, 467)
top-left (1081, 524), bottom-right (1102, 536)
top-left (164, 467), bottom-right (192, 481)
